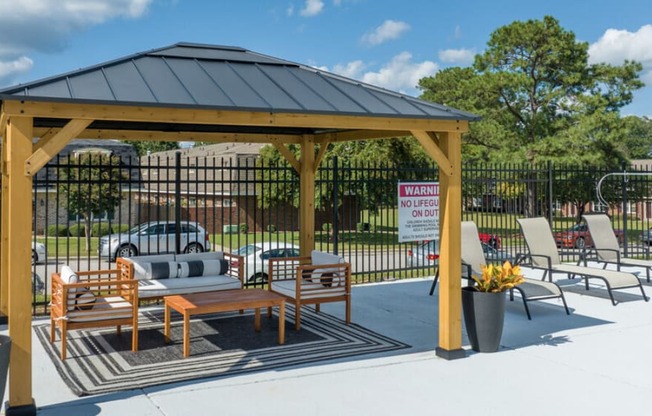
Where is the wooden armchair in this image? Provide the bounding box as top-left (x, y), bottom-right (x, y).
top-left (268, 250), bottom-right (351, 330)
top-left (50, 265), bottom-right (139, 360)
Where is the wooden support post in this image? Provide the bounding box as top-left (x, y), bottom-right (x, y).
top-left (299, 136), bottom-right (315, 257)
top-left (0, 123), bottom-right (7, 319)
top-left (434, 131), bottom-right (465, 360)
top-left (5, 116), bottom-right (37, 413)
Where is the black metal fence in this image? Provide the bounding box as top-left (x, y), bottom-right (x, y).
top-left (29, 152), bottom-right (652, 314)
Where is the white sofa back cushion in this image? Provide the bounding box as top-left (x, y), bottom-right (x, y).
top-left (176, 252), bottom-right (223, 262)
top-left (311, 250), bottom-right (344, 266)
top-left (311, 250), bottom-right (345, 286)
top-left (60, 265), bottom-right (80, 311)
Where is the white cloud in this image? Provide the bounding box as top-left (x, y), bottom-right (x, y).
top-left (329, 52), bottom-right (438, 95)
top-left (589, 25), bottom-right (652, 87)
top-left (0, 0), bottom-right (152, 85)
top-left (361, 20), bottom-right (410, 46)
top-left (0, 56), bottom-right (34, 80)
top-left (438, 48), bottom-right (475, 65)
top-left (300, 0), bottom-right (324, 17)
top-left (332, 60), bottom-right (367, 79)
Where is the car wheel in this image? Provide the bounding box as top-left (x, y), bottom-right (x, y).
top-left (250, 272), bottom-right (268, 284)
top-left (184, 243), bottom-right (204, 254)
top-left (116, 244), bottom-right (137, 258)
top-left (574, 237), bottom-right (586, 249)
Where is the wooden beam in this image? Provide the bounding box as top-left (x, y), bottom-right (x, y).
top-left (5, 116), bottom-right (36, 409)
top-left (0, 129), bottom-right (7, 317)
top-left (33, 128), bottom-right (304, 145)
top-left (411, 130), bottom-right (453, 176)
top-left (435, 131), bottom-right (464, 360)
top-left (299, 136), bottom-right (316, 257)
top-left (273, 143), bottom-right (300, 173)
top-left (3, 100), bottom-right (471, 133)
top-left (0, 109), bottom-right (7, 137)
top-left (26, 118), bottom-right (92, 176)
top-left (314, 143), bottom-right (329, 174)
top-left (314, 129), bottom-right (412, 143)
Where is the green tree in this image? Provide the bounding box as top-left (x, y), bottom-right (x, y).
top-left (419, 16), bottom-right (644, 216)
top-left (621, 116), bottom-right (652, 159)
top-left (58, 153), bottom-right (127, 252)
top-left (418, 16), bottom-right (643, 165)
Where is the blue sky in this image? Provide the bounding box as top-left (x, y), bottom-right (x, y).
top-left (1, 0), bottom-right (651, 117)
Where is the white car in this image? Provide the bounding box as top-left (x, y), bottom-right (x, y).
top-left (32, 241), bottom-right (47, 264)
top-left (99, 221), bottom-right (211, 260)
top-left (233, 242), bottom-right (300, 283)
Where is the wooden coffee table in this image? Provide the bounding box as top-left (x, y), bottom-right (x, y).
top-left (164, 289), bottom-right (286, 358)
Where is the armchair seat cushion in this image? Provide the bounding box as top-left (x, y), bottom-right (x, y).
top-left (270, 279), bottom-right (347, 300)
top-left (67, 296), bottom-right (135, 322)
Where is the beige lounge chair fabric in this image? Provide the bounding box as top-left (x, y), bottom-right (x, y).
top-left (583, 214), bottom-right (652, 282)
top-left (432, 221), bottom-right (569, 319)
top-left (517, 217), bottom-right (648, 305)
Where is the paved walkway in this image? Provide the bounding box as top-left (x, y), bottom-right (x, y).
top-left (4, 263), bottom-right (652, 415)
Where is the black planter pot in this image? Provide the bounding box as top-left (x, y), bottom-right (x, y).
top-left (461, 287), bottom-right (506, 353)
top-left (0, 335), bottom-right (10, 406)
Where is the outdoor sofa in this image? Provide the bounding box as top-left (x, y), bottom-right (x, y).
top-left (117, 251), bottom-right (244, 299)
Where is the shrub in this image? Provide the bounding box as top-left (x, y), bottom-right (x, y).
top-left (266, 224), bottom-right (277, 233)
top-left (116, 224), bottom-right (131, 233)
top-left (239, 223), bottom-right (249, 233)
top-left (91, 222), bottom-right (113, 237)
top-left (356, 222), bottom-right (371, 232)
top-left (68, 224), bottom-right (85, 237)
top-left (322, 223), bottom-right (332, 232)
top-left (46, 224), bottom-right (70, 237)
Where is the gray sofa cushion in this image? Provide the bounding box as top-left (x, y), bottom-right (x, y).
top-left (178, 259), bottom-right (228, 278)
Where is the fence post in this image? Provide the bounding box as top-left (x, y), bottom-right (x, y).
top-left (175, 151), bottom-right (181, 254)
top-left (622, 162), bottom-right (628, 257)
top-left (332, 156), bottom-right (339, 255)
top-left (547, 161), bottom-right (553, 225)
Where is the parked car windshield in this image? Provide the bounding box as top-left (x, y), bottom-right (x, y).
top-left (234, 244), bottom-right (262, 257)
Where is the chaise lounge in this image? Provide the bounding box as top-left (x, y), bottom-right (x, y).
top-left (431, 221), bottom-right (570, 319)
top-left (583, 213), bottom-right (652, 282)
top-left (517, 217), bottom-right (648, 305)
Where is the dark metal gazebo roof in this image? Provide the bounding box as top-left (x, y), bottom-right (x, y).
top-left (0, 42), bottom-right (477, 136)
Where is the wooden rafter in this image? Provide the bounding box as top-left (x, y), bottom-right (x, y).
top-left (26, 119), bottom-right (93, 176)
top-left (313, 143), bottom-right (329, 174)
top-left (273, 143), bottom-right (300, 173)
top-left (411, 130), bottom-right (453, 176)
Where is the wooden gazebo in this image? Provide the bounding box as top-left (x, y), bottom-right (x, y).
top-left (0, 42), bottom-right (477, 414)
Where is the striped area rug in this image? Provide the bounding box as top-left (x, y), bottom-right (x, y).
top-left (36, 306), bottom-right (410, 396)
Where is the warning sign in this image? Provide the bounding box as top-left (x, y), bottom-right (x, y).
top-left (398, 182), bottom-right (439, 243)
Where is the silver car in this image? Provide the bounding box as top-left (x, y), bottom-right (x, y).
top-left (233, 242), bottom-right (300, 283)
top-left (99, 221), bottom-right (211, 260)
top-left (32, 241), bottom-right (47, 264)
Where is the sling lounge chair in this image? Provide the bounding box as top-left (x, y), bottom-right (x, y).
top-left (432, 221), bottom-right (570, 319)
top-left (517, 217), bottom-right (648, 305)
top-left (583, 214), bottom-right (652, 283)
